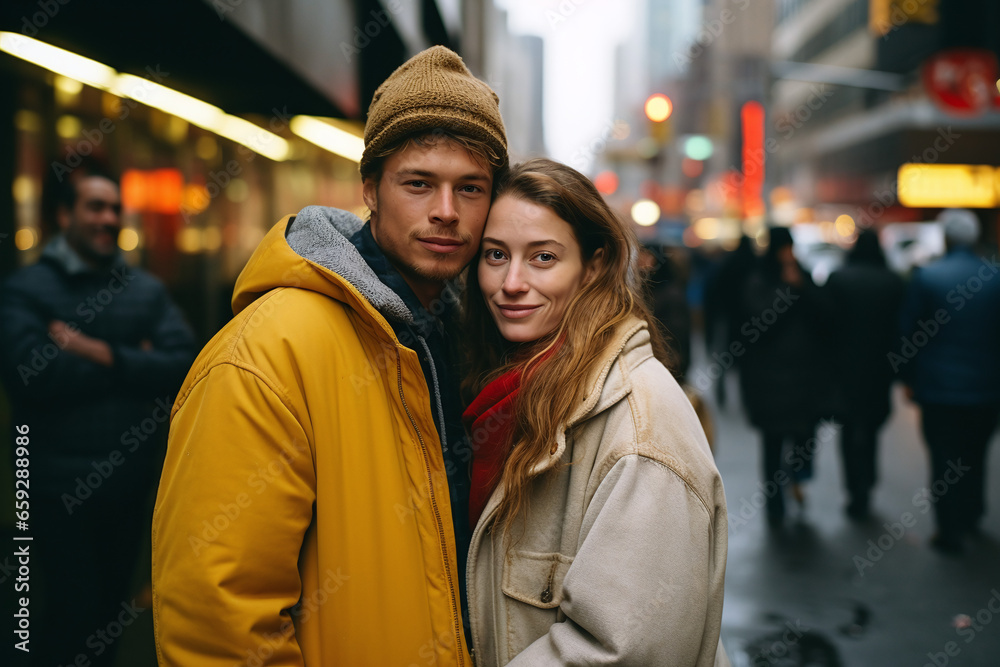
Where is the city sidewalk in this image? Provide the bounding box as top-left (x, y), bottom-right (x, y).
top-left (705, 362), bottom-right (1000, 666)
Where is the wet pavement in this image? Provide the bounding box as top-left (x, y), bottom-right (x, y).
top-left (706, 362), bottom-right (1000, 666)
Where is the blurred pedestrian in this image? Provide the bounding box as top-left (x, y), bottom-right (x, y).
top-left (825, 229), bottom-right (904, 519)
top-left (152, 46), bottom-right (507, 664)
top-left (0, 171), bottom-right (196, 667)
top-left (737, 227), bottom-right (832, 525)
top-left (704, 235), bottom-right (755, 406)
top-left (897, 209), bottom-right (1000, 554)
top-left (641, 244), bottom-right (692, 380)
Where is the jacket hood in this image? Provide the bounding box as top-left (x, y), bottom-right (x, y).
top-left (232, 206), bottom-right (415, 327)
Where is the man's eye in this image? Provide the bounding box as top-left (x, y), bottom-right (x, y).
top-left (460, 185), bottom-right (482, 193)
top-left (406, 180), bottom-right (428, 188)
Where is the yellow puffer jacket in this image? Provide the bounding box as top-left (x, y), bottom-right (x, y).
top-left (152, 207), bottom-right (470, 666)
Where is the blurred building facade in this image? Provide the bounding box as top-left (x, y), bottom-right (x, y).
top-left (591, 0), bottom-right (777, 248)
top-left (768, 0), bottom-right (1000, 244)
top-left (592, 0), bottom-right (1000, 254)
top-left (0, 0), bottom-right (538, 342)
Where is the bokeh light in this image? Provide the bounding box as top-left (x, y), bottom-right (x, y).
top-left (644, 94), bottom-right (673, 122)
top-left (631, 199), bottom-right (660, 226)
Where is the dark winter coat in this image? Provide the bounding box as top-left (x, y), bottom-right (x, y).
top-left (737, 260), bottom-right (833, 433)
top-left (825, 263), bottom-right (904, 424)
top-left (897, 247), bottom-right (1000, 406)
top-left (0, 236), bottom-right (196, 494)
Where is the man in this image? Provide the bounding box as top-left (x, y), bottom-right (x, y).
top-left (898, 208), bottom-right (1000, 554)
top-left (737, 227), bottom-right (832, 525)
top-left (825, 230), bottom-right (903, 520)
top-left (152, 46), bottom-right (507, 665)
top-left (0, 172), bottom-right (196, 667)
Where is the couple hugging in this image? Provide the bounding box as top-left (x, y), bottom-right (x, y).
top-left (152, 46), bottom-right (729, 666)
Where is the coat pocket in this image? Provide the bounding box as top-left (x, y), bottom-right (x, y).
top-left (501, 550), bottom-right (573, 609)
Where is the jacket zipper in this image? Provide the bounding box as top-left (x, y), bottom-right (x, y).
top-left (395, 347), bottom-right (465, 666)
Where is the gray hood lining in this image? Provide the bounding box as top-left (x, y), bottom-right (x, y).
top-left (285, 205), bottom-right (414, 324)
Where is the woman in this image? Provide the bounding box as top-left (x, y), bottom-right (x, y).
top-left (462, 159), bottom-right (728, 666)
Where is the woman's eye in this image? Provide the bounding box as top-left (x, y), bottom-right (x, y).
top-left (485, 249), bottom-right (506, 262)
top-left (536, 253), bottom-right (555, 263)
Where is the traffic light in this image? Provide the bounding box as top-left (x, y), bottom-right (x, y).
top-left (644, 94), bottom-right (673, 122)
top-left (645, 94), bottom-right (673, 145)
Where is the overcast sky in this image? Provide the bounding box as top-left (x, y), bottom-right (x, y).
top-left (497, 0), bottom-right (641, 170)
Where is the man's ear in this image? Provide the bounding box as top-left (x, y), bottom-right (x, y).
top-left (584, 247), bottom-right (605, 284)
top-left (56, 205), bottom-right (71, 232)
top-left (362, 178), bottom-right (378, 226)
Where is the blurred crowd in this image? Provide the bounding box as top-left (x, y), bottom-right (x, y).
top-left (642, 208), bottom-right (1000, 555)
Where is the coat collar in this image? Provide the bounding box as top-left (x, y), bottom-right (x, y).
top-left (468, 317), bottom-right (655, 579)
top-left (529, 317), bottom-right (650, 476)
top-left (42, 234), bottom-right (125, 276)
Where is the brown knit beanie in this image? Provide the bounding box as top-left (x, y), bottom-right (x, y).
top-left (360, 45), bottom-right (508, 177)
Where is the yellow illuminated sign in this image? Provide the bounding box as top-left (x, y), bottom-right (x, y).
top-left (898, 164), bottom-right (1000, 208)
top-left (870, 0), bottom-right (939, 36)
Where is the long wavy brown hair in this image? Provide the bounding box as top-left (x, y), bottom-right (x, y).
top-left (462, 158), bottom-right (673, 539)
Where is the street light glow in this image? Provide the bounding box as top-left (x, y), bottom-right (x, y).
top-left (631, 199), bottom-right (660, 226)
top-left (644, 94), bottom-right (673, 122)
top-left (1, 32), bottom-right (291, 161)
top-left (290, 116), bottom-right (365, 163)
top-left (684, 136), bottom-right (714, 161)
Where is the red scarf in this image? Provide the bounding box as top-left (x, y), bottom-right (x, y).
top-left (462, 367), bottom-right (522, 529)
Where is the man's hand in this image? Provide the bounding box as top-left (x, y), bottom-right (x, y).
top-left (49, 320), bottom-right (114, 367)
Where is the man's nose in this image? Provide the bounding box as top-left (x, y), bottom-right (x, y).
top-left (430, 189), bottom-right (458, 225)
top-left (100, 204), bottom-right (121, 226)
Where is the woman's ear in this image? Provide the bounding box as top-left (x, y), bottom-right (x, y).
top-left (584, 248), bottom-right (605, 284)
